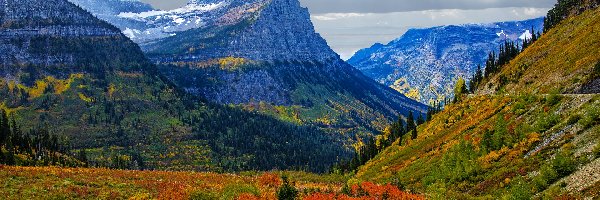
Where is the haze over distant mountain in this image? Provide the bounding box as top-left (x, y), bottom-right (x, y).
top-left (348, 18), bottom-right (544, 105)
top-left (73, 0), bottom-right (428, 138)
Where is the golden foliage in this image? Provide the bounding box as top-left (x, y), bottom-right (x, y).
top-left (218, 57), bottom-right (247, 70)
top-left (167, 57), bottom-right (252, 71)
top-left (259, 173), bottom-right (282, 188)
top-left (108, 83), bottom-right (116, 98)
top-left (78, 93), bottom-right (93, 103)
top-left (17, 74), bottom-right (84, 99)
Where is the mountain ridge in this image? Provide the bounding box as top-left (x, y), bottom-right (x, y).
top-left (348, 17), bottom-right (544, 105)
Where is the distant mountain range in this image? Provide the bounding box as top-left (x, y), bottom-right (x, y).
top-left (348, 18), bottom-right (544, 105)
top-left (72, 0), bottom-right (428, 138)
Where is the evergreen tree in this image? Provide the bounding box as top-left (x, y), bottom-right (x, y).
top-left (78, 149), bottom-right (88, 167)
top-left (469, 64), bottom-right (483, 93)
top-left (484, 52), bottom-right (497, 77)
top-left (407, 112), bottom-right (418, 140)
top-left (417, 115), bottom-right (425, 126)
top-left (277, 175), bottom-right (299, 200)
top-left (531, 27), bottom-right (538, 42)
top-left (0, 109), bottom-right (9, 144)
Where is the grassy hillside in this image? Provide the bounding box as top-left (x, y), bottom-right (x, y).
top-left (480, 7), bottom-right (600, 94)
top-left (356, 94), bottom-right (599, 198)
top-left (353, 6), bottom-right (600, 199)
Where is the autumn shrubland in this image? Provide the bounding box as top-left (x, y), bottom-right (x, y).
top-left (0, 166), bottom-right (424, 200)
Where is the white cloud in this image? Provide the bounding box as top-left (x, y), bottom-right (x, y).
top-left (312, 13), bottom-right (369, 21)
top-left (421, 9), bottom-right (462, 20)
top-left (523, 7), bottom-right (545, 16)
top-left (311, 7), bottom-right (551, 60)
top-left (300, 0), bottom-right (555, 14)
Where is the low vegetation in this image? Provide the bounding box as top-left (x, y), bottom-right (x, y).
top-left (355, 94), bottom-right (599, 198)
top-left (0, 166), bottom-right (422, 200)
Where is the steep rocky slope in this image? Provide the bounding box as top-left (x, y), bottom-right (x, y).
top-left (143, 0), bottom-right (337, 62)
top-left (0, 0), bottom-right (345, 172)
top-left (352, 6), bottom-right (600, 199)
top-left (138, 0), bottom-right (427, 138)
top-left (348, 18), bottom-right (544, 105)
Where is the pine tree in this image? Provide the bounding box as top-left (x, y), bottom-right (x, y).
top-left (411, 125), bottom-right (418, 140)
top-left (417, 115), bottom-right (425, 126)
top-left (531, 27), bottom-right (538, 42)
top-left (277, 175), bottom-right (299, 200)
top-left (469, 64), bottom-right (483, 93)
top-left (78, 149), bottom-right (88, 167)
top-left (484, 52), bottom-right (497, 77)
top-left (407, 112), bottom-right (418, 140)
top-left (0, 109), bottom-right (9, 144)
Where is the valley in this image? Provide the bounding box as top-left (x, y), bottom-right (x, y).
top-left (1, 0), bottom-right (599, 199)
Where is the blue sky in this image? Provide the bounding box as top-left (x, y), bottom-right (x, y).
top-left (141, 0), bottom-right (555, 59)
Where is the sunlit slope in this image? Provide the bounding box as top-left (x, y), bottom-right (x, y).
top-left (480, 8), bottom-right (600, 94)
top-left (356, 94), bottom-right (599, 197)
top-left (354, 7), bottom-right (600, 199)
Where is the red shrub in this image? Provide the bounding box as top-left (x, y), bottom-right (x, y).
top-left (305, 182), bottom-right (424, 200)
top-left (258, 172), bottom-right (282, 188)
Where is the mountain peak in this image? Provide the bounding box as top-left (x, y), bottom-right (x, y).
top-left (142, 0), bottom-right (339, 62)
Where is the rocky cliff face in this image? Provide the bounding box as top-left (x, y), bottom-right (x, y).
top-left (0, 0), bottom-right (148, 81)
top-left (348, 18), bottom-right (544, 105)
top-left (206, 0), bottom-right (338, 61)
top-left (142, 0), bottom-right (338, 62)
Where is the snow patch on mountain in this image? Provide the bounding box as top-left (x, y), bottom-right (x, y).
top-left (519, 30), bottom-right (533, 40)
top-left (496, 30), bottom-right (506, 37)
top-left (117, 2), bottom-right (225, 21)
top-left (123, 27), bottom-right (141, 38)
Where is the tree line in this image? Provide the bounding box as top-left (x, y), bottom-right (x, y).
top-left (333, 107), bottom-right (442, 173)
top-left (0, 109), bottom-right (83, 166)
top-left (544, 0), bottom-right (600, 32)
top-left (468, 27), bottom-right (542, 93)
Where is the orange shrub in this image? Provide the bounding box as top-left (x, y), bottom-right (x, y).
top-left (305, 182), bottom-right (424, 200)
top-left (259, 172), bottom-right (282, 188)
top-left (158, 182), bottom-right (189, 200)
top-left (238, 193), bottom-right (261, 200)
